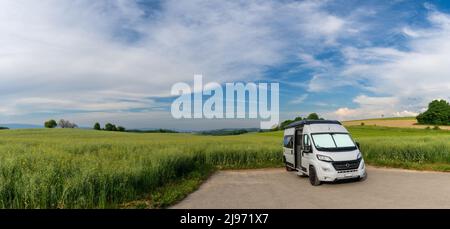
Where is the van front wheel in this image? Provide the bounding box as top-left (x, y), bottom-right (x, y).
top-left (309, 166), bottom-right (321, 186)
top-left (359, 172), bottom-right (368, 182)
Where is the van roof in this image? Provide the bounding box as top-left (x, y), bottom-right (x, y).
top-left (285, 120), bottom-right (342, 129)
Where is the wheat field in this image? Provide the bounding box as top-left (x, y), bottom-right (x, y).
top-left (0, 126), bottom-right (448, 208)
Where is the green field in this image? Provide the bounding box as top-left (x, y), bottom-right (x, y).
top-left (348, 126), bottom-right (450, 171)
top-left (0, 126), bottom-right (449, 209)
top-left (0, 129), bottom-right (280, 209)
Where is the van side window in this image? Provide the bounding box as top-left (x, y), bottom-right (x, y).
top-left (303, 134), bottom-right (310, 149)
top-left (283, 136), bottom-right (293, 149)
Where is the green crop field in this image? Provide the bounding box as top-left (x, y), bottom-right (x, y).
top-left (0, 129), bottom-right (280, 209)
top-left (0, 126), bottom-right (449, 209)
top-left (348, 126), bottom-right (450, 171)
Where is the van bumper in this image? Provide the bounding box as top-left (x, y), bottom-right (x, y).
top-left (315, 159), bottom-right (367, 182)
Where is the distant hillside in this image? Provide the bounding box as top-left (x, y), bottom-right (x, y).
top-left (198, 128), bottom-right (260, 136)
top-left (126, 129), bottom-right (179, 133)
top-left (0, 123), bottom-right (43, 129)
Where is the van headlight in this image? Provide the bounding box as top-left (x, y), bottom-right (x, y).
top-left (357, 152), bottom-right (362, 159)
top-left (317, 154), bottom-right (333, 162)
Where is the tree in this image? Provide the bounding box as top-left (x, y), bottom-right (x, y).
top-left (306, 113), bottom-right (320, 120)
top-left (417, 99), bottom-right (450, 125)
top-left (105, 123), bottom-right (117, 131)
top-left (117, 126), bottom-right (126, 132)
top-left (277, 113), bottom-right (324, 130)
top-left (279, 116), bottom-right (303, 130)
top-left (58, 119), bottom-right (78, 128)
top-left (44, 119), bottom-right (57, 128)
top-left (93, 122), bottom-right (101, 130)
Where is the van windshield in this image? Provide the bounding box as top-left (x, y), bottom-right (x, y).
top-left (311, 133), bottom-right (357, 151)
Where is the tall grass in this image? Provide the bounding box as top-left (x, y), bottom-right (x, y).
top-left (0, 129), bottom-right (281, 208)
top-left (357, 136), bottom-right (450, 170)
top-left (0, 126), bottom-right (448, 208)
top-left (347, 126), bottom-right (450, 169)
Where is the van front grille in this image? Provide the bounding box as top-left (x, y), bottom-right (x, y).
top-left (332, 158), bottom-right (361, 171)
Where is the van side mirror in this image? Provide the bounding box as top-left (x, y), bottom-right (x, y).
top-left (355, 142), bottom-right (360, 149)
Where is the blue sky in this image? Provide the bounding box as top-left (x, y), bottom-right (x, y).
top-left (0, 0), bottom-right (449, 130)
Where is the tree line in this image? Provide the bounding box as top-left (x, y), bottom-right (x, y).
top-left (44, 119), bottom-right (126, 131)
top-left (93, 122), bottom-right (126, 132)
top-left (44, 119), bottom-right (77, 128)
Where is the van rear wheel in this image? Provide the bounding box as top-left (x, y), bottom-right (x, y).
top-left (309, 166), bottom-right (321, 186)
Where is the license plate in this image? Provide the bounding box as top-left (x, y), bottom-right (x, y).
top-left (344, 173), bottom-right (354, 177)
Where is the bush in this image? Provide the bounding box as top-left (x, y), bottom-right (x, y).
top-left (361, 122), bottom-right (365, 126)
top-left (44, 120), bottom-right (57, 128)
top-left (93, 123), bottom-right (101, 130)
top-left (417, 100), bottom-right (450, 125)
top-left (105, 123), bottom-right (117, 131)
top-left (58, 119), bottom-right (77, 128)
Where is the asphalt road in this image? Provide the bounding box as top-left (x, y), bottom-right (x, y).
top-left (172, 166), bottom-right (450, 209)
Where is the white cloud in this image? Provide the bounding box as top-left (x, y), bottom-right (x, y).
top-left (310, 6), bottom-right (450, 119)
top-left (331, 95), bottom-right (393, 120)
top-left (329, 95), bottom-right (418, 120)
top-left (0, 0), bottom-right (352, 126)
top-left (290, 94), bottom-right (309, 104)
top-left (15, 97), bottom-right (153, 112)
top-left (393, 110), bottom-right (418, 117)
top-left (353, 95), bottom-right (399, 107)
top-left (334, 107), bottom-right (357, 118)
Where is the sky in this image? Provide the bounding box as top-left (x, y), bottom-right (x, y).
top-left (0, 0), bottom-right (450, 130)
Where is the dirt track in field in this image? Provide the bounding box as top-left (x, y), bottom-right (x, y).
top-left (172, 166), bottom-right (450, 209)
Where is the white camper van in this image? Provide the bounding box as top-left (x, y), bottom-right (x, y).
top-left (283, 120), bottom-right (367, 186)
